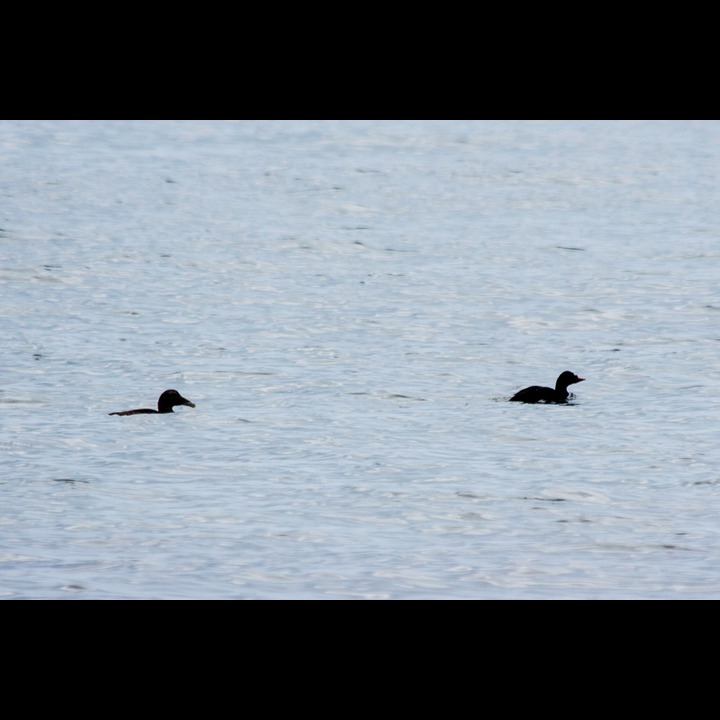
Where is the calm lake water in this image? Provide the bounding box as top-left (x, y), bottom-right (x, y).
top-left (2, 119), bottom-right (720, 599)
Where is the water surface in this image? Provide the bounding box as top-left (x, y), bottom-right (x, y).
top-left (1, 120), bottom-right (719, 598)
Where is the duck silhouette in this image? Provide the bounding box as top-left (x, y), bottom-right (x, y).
top-left (109, 389), bottom-right (196, 416)
top-left (509, 371), bottom-right (584, 404)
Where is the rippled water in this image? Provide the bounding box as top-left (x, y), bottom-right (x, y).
top-left (2, 119), bottom-right (720, 599)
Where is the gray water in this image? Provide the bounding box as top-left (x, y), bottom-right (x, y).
top-left (2, 119), bottom-right (719, 599)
